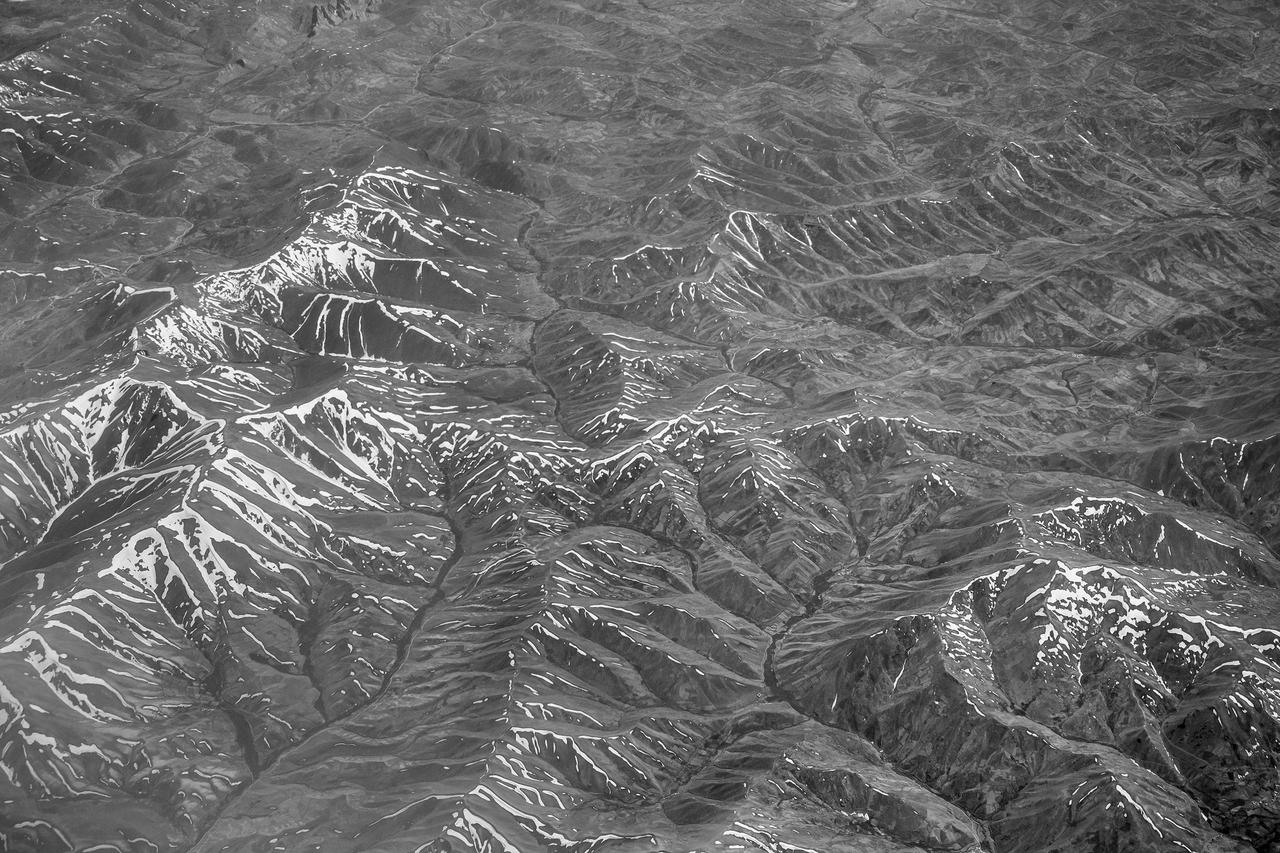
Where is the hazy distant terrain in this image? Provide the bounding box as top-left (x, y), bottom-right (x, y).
top-left (1, 0), bottom-right (1279, 850)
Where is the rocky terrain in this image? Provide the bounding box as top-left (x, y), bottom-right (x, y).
top-left (1, 0), bottom-right (1279, 850)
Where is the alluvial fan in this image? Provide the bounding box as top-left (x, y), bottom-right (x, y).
top-left (1, 0), bottom-right (1279, 850)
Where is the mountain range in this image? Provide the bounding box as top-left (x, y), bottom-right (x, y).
top-left (1, 0), bottom-right (1279, 850)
